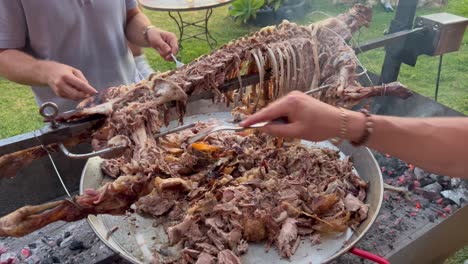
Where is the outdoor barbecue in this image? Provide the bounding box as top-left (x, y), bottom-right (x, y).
top-left (0, 0), bottom-right (467, 264)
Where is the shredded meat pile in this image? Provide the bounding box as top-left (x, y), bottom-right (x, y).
top-left (130, 122), bottom-right (368, 263)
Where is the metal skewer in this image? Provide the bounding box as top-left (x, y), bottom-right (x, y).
top-left (186, 117), bottom-right (288, 144)
top-left (59, 84), bottom-right (332, 157)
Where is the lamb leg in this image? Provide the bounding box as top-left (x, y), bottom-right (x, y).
top-left (57, 79), bottom-right (187, 122)
top-left (0, 135), bottom-right (85, 178)
top-left (0, 175), bottom-right (154, 237)
top-left (0, 200), bottom-right (70, 237)
top-left (346, 82), bottom-right (413, 100)
top-left (0, 146), bottom-right (50, 178)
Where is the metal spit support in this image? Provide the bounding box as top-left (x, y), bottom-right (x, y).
top-left (380, 0), bottom-right (419, 83)
top-left (38, 102), bottom-right (128, 160)
top-left (39, 102), bottom-right (60, 129)
top-left (379, 0), bottom-right (468, 83)
top-left (58, 143), bottom-right (127, 160)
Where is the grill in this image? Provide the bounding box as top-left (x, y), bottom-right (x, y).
top-left (1, 142), bottom-right (466, 264)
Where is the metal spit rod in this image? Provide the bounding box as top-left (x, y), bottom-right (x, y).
top-left (354, 27), bottom-right (426, 55)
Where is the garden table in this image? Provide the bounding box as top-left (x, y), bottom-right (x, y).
top-left (139, 0), bottom-right (233, 49)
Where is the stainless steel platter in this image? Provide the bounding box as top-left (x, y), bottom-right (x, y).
top-left (80, 100), bottom-right (383, 264)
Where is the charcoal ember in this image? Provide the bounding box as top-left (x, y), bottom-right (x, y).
top-left (41, 236), bottom-right (55, 247)
top-left (441, 188), bottom-right (468, 206)
top-left (41, 254), bottom-right (60, 264)
top-left (68, 240), bottom-right (84, 251)
top-left (451, 178), bottom-right (461, 188)
top-left (55, 238), bottom-right (63, 247)
top-left (415, 182), bottom-right (442, 200)
top-left (0, 245), bottom-right (6, 255)
top-left (374, 153), bottom-right (409, 177)
top-left (59, 235), bottom-right (74, 249)
top-left (25, 255), bottom-right (41, 264)
top-left (0, 252), bottom-right (17, 264)
top-left (438, 177), bottom-right (452, 189)
top-left (413, 167), bottom-right (427, 180)
top-left (21, 248), bottom-right (31, 258)
top-left (423, 182), bottom-right (442, 193)
top-left (27, 243), bottom-right (36, 249)
top-left (443, 205), bottom-right (453, 214)
top-left (63, 231), bottom-right (71, 239)
top-left (429, 174), bottom-right (440, 181)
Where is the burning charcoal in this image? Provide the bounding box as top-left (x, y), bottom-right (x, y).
top-left (429, 174), bottom-right (440, 181)
top-left (63, 231), bottom-right (71, 239)
top-left (21, 248), bottom-right (31, 258)
top-left (441, 188), bottom-right (468, 206)
top-left (27, 243), bottom-right (36, 249)
top-left (423, 182), bottom-right (442, 194)
top-left (0, 246), bottom-right (6, 255)
top-left (451, 178), bottom-right (461, 188)
top-left (59, 236), bottom-right (74, 249)
top-left (55, 238), bottom-right (63, 247)
top-left (413, 167), bottom-right (427, 180)
top-left (41, 236), bottom-right (55, 247)
top-left (41, 255), bottom-right (60, 264)
top-left (68, 240), bottom-right (84, 251)
top-left (428, 214), bottom-right (435, 223)
top-left (443, 205), bottom-right (453, 214)
top-left (0, 253), bottom-right (17, 264)
top-left (26, 255), bottom-right (41, 264)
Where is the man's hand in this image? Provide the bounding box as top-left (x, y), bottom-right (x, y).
top-left (240, 91), bottom-right (347, 142)
top-left (40, 61), bottom-right (98, 100)
top-left (147, 28), bottom-right (178, 61)
top-left (125, 8), bottom-right (178, 60)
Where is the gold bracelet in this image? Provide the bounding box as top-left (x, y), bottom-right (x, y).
top-left (330, 107), bottom-right (348, 146)
top-left (351, 109), bottom-right (373, 147)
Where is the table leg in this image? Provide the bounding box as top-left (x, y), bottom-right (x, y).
top-left (168, 9), bottom-right (218, 50)
top-left (168, 11), bottom-right (184, 49)
top-left (204, 8), bottom-right (217, 49)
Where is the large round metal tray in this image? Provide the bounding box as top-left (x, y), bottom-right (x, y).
top-left (80, 100), bottom-right (383, 264)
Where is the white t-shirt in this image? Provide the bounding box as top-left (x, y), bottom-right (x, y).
top-left (0, 0), bottom-right (143, 112)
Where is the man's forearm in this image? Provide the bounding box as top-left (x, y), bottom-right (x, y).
top-left (125, 8), bottom-right (152, 47)
top-left (0, 49), bottom-right (49, 86)
top-left (347, 112), bottom-right (468, 178)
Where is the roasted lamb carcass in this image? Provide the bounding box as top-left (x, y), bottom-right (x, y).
top-left (0, 4), bottom-right (411, 178)
top-left (1, 5), bottom-right (399, 252)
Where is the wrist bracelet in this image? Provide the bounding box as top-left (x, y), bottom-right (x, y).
top-left (351, 109), bottom-right (373, 147)
top-left (143, 25), bottom-right (156, 44)
top-left (330, 107), bottom-right (348, 146)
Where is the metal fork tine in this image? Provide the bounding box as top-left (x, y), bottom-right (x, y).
top-left (186, 117), bottom-right (288, 144)
top-left (154, 123), bottom-right (196, 138)
top-left (305, 84), bottom-right (330, 95)
top-left (171, 54), bottom-right (185, 68)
